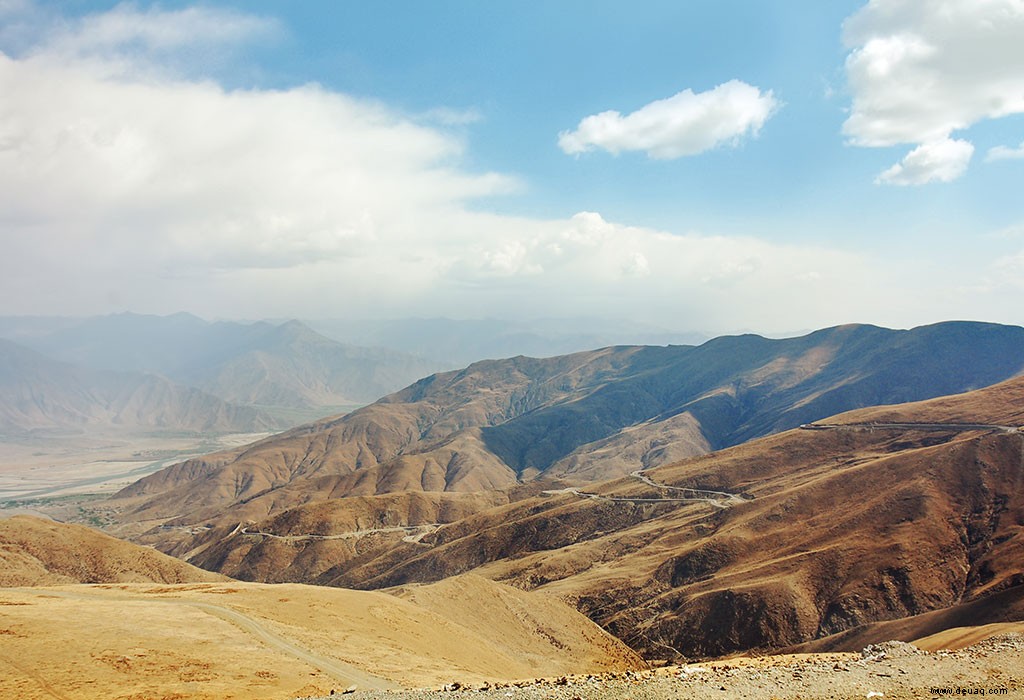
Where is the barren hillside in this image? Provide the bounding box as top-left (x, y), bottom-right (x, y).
top-left (155, 376), bottom-right (1024, 662)
top-left (110, 322), bottom-right (1024, 526)
top-left (0, 576), bottom-right (641, 699)
top-left (0, 515), bottom-right (226, 586)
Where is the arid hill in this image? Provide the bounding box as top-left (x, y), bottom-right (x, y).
top-left (789, 583), bottom-right (1024, 653)
top-left (0, 576), bottom-right (642, 699)
top-left (155, 376), bottom-right (1024, 662)
top-left (111, 321), bottom-right (1024, 526)
top-left (0, 513), bottom-right (640, 697)
top-left (0, 515), bottom-right (226, 586)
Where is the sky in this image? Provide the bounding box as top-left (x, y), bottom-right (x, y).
top-left (0, 0), bottom-right (1023, 335)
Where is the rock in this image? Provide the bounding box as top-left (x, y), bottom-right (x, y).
top-left (860, 640), bottom-right (924, 659)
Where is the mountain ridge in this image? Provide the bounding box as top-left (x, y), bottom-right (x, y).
top-left (110, 321), bottom-right (1024, 526)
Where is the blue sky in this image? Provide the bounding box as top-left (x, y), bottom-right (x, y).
top-left (1, 1), bottom-right (1023, 334)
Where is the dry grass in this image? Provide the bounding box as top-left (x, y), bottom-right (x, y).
top-left (0, 576), bottom-right (642, 700)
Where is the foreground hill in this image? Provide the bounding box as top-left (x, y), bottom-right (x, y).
top-left (0, 576), bottom-right (641, 699)
top-left (111, 321), bottom-right (1024, 525)
top-left (305, 636), bottom-right (1024, 700)
top-left (151, 375), bottom-right (1024, 663)
top-left (0, 515), bottom-right (226, 585)
top-left (0, 339), bottom-right (279, 437)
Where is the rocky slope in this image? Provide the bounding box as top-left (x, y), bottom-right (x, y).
top-left (303, 635), bottom-right (1024, 700)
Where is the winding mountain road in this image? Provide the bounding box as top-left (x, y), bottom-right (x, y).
top-left (544, 469), bottom-right (749, 509)
top-left (800, 421), bottom-right (1020, 433)
top-left (240, 524), bottom-right (441, 543)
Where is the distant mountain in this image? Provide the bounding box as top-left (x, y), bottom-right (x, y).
top-left (306, 316), bottom-right (708, 367)
top-left (0, 313), bottom-right (443, 419)
top-left (178, 320), bottom-right (442, 410)
top-left (112, 321), bottom-right (1024, 525)
top-left (0, 338), bottom-right (280, 437)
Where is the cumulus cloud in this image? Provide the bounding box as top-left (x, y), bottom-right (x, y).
top-left (0, 3), bottom-right (948, 333)
top-left (875, 137), bottom-right (974, 185)
top-left (558, 80), bottom-right (779, 159)
top-left (842, 0), bottom-right (1024, 184)
top-left (987, 142), bottom-right (1024, 162)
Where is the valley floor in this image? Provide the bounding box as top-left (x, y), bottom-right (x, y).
top-left (303, 635), bottom-right (1024, 700)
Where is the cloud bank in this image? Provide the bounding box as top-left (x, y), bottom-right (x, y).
top-left (0, 2), bottom-right (1015, 334)
top-left (842, 0), bottom-right (1024, 185)
top-left (558, 80), bottom-right (779, 159)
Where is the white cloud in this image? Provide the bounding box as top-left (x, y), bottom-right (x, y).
top-left (0, 3), bottom-right (986, 334)
top-left (874, 137), bottom-right (974, 185)
top-left (3, 2), bottom-right (282, 82)
top-left (986, 141), bottom-right (1024, 162)
top-left (47, 5), bottom-right (278, 55)
top-left (842, 0), bottom-right (1024, 184)
top-left (558, 80), bottom-right (779, 159)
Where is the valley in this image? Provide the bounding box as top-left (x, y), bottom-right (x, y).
top-left (6, 2), bottom-right (1024, 696)
top-left (0, 432), bottom-right (271, 507)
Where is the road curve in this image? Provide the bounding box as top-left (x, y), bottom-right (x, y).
top-left (543, 470), bottom-right (749, 509)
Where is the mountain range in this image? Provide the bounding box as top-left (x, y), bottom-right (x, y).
top-left (89, 320), bottom-right (1024, 661)
top-left (143, 372), bottom-right (1024, 663)
top-left (0, 338), bottom-right (278, 437)
top-left (0, 313), bottom-right (443, 433)
top-left (111, 321), bottom-right (1024, 525)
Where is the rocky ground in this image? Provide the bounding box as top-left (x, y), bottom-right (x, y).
top-left (300, 636), bottom-right (1024, 700)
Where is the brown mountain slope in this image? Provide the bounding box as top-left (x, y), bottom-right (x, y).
top-left (788, 583), bottom-right (1024, 653)
top-left (172, 490), bottom-right (518, 583)
top-left (215, 376), bottom-right (1024, 661)
top-left (111, 321), bottom-right (1024, 526)
top-left (0, 515), bottom-right (226, 586)
top-left (0, 577), bottom-right (642, 699)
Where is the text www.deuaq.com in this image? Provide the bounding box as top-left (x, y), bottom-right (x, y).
top-left (930, 688), bottom-right (1010, 696)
